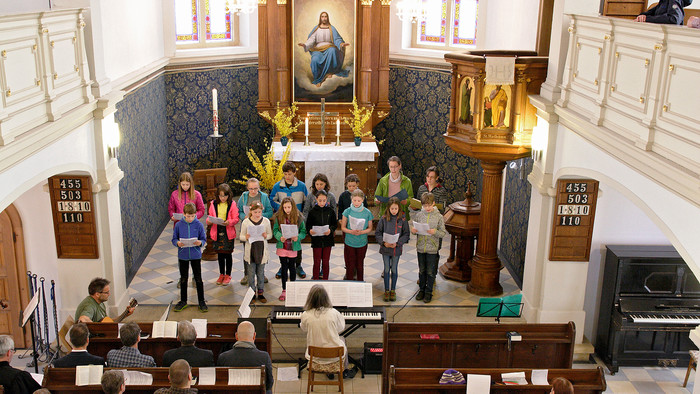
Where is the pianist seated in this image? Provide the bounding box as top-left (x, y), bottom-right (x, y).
top-left (53, 322), bottom-right (105, 367)
top-left (162, 321), bottom-right (214, 367)
top-left (217, 321), bottom-right (273, 394)
top-left (300, 285), bottom-right (355, 378)
top-left (154, 359), bottom-right (197, 394)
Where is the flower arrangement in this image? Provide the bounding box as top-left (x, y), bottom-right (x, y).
top-left (233, 141), bottom-right (293, 191)
top-left (343, 96), bottom-right (374, 138)
top-left (259, 102), bottom-right (302, 139)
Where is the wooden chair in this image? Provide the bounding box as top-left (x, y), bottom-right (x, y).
top-left (306, 346), bottom-right (344, 393)
top-left (684, 350), bottom-right (699, 387)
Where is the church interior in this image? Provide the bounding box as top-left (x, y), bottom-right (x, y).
top-left (1, 0), bottom-right (700, 392)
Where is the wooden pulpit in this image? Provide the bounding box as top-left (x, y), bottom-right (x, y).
top-left (194, 168), bottom-right (228, 261)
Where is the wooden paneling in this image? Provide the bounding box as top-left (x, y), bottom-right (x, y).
top-left (345, 160), bottom-right (378, 198)
top-left (549, 180), bottom-right (599, 261)
top-left (602, 0), bottom-right (646, 19)
top-left (48, 175), bottom-right (98, 259)
top-left (0, 205), bottom-right (30, 347)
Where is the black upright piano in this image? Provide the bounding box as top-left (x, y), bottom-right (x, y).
top-left (595, 245), bottom-right (700, 374)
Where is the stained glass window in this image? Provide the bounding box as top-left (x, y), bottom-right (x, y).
top-left (419, 0), bottom-right (447, 45)
top-left (175, 0), bottom-right (199, 43)
top-left (453, 0), bottom-right (477, 46)
top-left (414, 0), bottom-right (477, 49)
top-left (205, 0), bottom-right (232, 41)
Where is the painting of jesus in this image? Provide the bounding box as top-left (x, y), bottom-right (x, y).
top-left (294, 0), bottom-right (355, 102)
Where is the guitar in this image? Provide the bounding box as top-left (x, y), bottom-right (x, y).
top-left (100, 298), bottom-right (138, 323)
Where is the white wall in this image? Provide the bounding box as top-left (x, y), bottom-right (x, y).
top-left (0, 0), bottom-right (50, 14)
top-left (478, 0), bottom-right (539, 51)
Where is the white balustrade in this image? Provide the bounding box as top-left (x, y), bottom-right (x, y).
top-left (0, 8), bottom-right (92, 146)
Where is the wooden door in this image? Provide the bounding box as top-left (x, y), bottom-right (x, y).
top-left (0, 205), bottom-right (29, 347)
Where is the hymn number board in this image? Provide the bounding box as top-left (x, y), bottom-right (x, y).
top-left (549, 179), bottom-right (599, 261)
top-left (48, 175), bottom-right (99, 259)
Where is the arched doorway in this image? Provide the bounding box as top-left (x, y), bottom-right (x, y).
top-left (0, 204), bottom-right (30, 347)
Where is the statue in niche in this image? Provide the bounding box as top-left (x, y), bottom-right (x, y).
top-left (298, 12), bottom-right (350, 87)
top-left (459, 77), bottom-right (473, 124)
top-left (483, 84), bottom-right (509, 128)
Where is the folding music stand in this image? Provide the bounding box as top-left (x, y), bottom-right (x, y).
top-left (476, 294), bottom-right (523, 323)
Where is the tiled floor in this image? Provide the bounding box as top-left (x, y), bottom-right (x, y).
top-left (121, 222), bottom-right (697, 393)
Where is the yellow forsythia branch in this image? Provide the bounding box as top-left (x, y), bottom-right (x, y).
top-left (342, 96), bottom-right (374, 138)
top-left (260, 102), bottom-right (301, 138)
top-left (233, 141), bottom-right (293, 191)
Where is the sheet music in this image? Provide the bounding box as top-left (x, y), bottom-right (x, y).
top-left (76, 365), bottom-right (102, 386)
top-left (247, 223), bottom-right (265, 243)
top-left (531, 369), bottom-right (548, 385)
top-left (30, 373), bottom-right (43, 385)
top-left (286, 281), bottom-right (373, 307)
top-left (159, 301), bottom-right (172, 321)
top-left (123, 371), bottom-right (153, 385)
top-left (228, 368), bottom-right (259, 385)
top-left (281, 224), bottom-right (299, 239)
top-left (21, 288), bottom-right (41, 327)
top-left (311, 225), bottom-right (329, 236)
top-left (238, 288), bottom-right (255, 318)
top-left (382, 232), bottom-right (400, 244)
top-left (192, 318), bottom-right (207, 338)
top-left (349, 216), bottom-right (365, 231)
top-left (117, 323), bottom-right (124, 338)
top-left (276, 366), bottom-right (299, 381)
top-left (179, 237), bottom-right (198, 247)
top-left (208, 215), bottom-right (225, 225)
top-left (243, 205), bottom-right (250, 216)
top-left (412, 221), bottom-right (431, 235)
top-left (502, 372), bottom-right (527, 385)
top-left (152, 321), bottom-right (177, 338)
top-left (172, 213), bottom-right (184, 220)
top-left (198, 367), bottom-right (217, 385)
top-left (467, 374), bottom-right (491, 393)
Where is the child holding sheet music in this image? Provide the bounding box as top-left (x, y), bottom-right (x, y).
top-left (205, 183), bottom-right (239, 286)
top-left (341, 189), bottom-right (374, 281)
top-left (172, 203), bottom-right (208, 312)
top-left (410, 193), bottom-right (446, 304)
top-left (239, 202), bottom-right (273, 303)
top-left (236, 178), bottom-right (273, 286)
top-left (306, 190), bottom-right (338, 280)
top-left (375, 197), bottom-right (410, 302)
top-left (375, 156), bottom-right (413, 219)
top-left (273, 197), bottom-right (307, 301)
top-left (168, 172), bottom-right (205, 223)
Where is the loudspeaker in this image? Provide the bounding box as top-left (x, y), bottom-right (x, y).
top-left (363, 342), bottom-right (383, 374)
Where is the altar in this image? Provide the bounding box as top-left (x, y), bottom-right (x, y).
top-left (272, 141), bottom-right (379, 199)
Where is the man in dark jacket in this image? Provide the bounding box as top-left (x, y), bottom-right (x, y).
top-left (162, 321), bottom-right (214, 367)
top-left (217, 321), bottom-right (273, 394)
top-left (635, 0), bottom-right (692, 24)
top-left (0, 335), bottom-right (41, 393)
top-left (53, 322), bottom-right (105, 367)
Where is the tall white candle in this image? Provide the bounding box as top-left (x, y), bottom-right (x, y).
top-left (336, 119), bottom-right (340, 136)
top-left (212, 89), bottom-right (218, 111)
top-left (305, 117), bottom-right (309, 136)
top-left (212, 89), bottom-right (219, 137)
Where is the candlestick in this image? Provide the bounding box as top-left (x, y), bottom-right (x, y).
top-left (212, 89), bottom-right (219, 137)
top-left (335, 133), bottom-right (341, 146)
top-left (305, 116), bottom-right (309, 136)
top-left (336, 119), bottom-right (340, 136)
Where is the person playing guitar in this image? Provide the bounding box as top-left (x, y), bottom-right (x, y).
top-left (76, 278), bottom-right (136, 323)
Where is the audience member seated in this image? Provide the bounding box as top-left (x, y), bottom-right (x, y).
top-left (634, 0), bottom-right (691, 24)
top-left (101, 370), bottom-right (126, 394)
top-left (217, 321), bottom-right (273, 393)
top-left (75, 277), bottom-right (133, 323)
top-left (162, 321), bottom-right (214, 367)
top-left (0, 335), bottom-right (41, 393)
top-left (154, 359), bottom-right (197, 393)
top-left (53, 322), bottom-right (105, 367)
top-left (33, 389), bottom-right (51, 394)
top-left (550, 377), bottom-right (574, 394)
top-left (107, 322), bottom-right (156, 368)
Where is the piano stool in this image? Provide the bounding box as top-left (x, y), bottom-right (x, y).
top-left (684, 350), bottom-right (699, 387)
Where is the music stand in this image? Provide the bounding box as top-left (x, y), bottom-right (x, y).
top-left (476, 294), bottom-right (523, 323)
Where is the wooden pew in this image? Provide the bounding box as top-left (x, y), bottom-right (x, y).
top-left (86, 320), bottom-right (271, 366)
top-left (382, 322), bottom-right (576, 393)
top-left (43, 366), bottom-right (266, 393)
top-left (389, 366), bottom-right (607, 393)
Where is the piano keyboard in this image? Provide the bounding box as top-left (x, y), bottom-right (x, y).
top-left (271, 306), bottom-right (385, 324)
top-left (629, 314), bottom-right (700, 325)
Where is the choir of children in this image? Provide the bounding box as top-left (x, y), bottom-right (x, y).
top-left (170, 161), bottom-right (448, 306)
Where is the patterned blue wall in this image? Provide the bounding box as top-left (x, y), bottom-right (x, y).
top-left (165, 66), bottom-right (273, 194)
top-left (374, 67), bottom-right (483, 203)
top-left (499, 158), bottom-right (533, 287)
top-left (115, 75), bottom-right (170, 284)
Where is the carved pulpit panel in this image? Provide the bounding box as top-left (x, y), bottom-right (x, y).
top-left (257, 0), bottom-right (391, 143)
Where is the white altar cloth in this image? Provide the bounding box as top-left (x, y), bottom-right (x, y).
top-left (272, 141), bottom-right (379, 162)
top-left (272, 141), bottom-right (379, 199)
